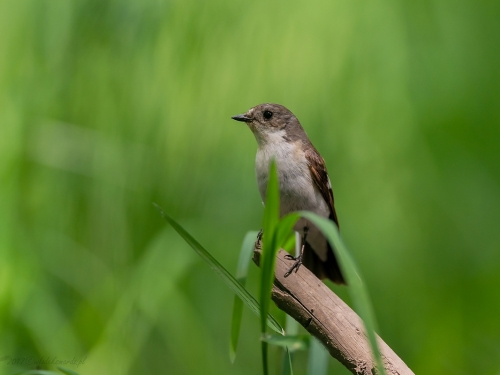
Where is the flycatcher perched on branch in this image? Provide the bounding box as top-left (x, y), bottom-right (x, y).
top-left (232, 103), bottom-right (345, 284)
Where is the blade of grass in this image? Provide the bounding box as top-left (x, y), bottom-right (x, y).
top-left (281, 232), bottom-right (296, 253)
top-left (57, 367), bottom-right (81, 375)
top-left (282, 312), bottom-right (299, 375)
top-left (282, 348), bottom-right (294, 375)
top-left (277, 310), bottom-right (303, 375)
top-left (307, 337), bottom-right (329, 375)
top-left (260, 159), bottom-right (280, 332)
top-left (14, 371), bottom-right (62, 375)
top-left (260, 160), bottom-right (280, 375)
top-left (236, 231), bottom-right (260, 281)
top-left (285, 312), bottom-right (299, 336)
top-left (275, 213), bottom-right (300, 251)
top-left (261, 333), bottom-right (310, 352)
top-left (230, 230), bottom-right (260, 363)
top-left (298, 211), bottom-right (387, 375)
top-left (153, 203), bottom-right (284, 335)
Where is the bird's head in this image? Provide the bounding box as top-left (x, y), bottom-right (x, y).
top-left (232, 103), bottom-right (302, 146)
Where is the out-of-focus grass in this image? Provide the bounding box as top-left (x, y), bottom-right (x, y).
top-left (1, 0), bottom-right (499, 374)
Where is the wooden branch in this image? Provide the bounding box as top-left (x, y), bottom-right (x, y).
top-left (253, 247), bottom-right (414, 375)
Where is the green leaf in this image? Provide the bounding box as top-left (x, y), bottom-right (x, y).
top-left (153, 203), bottom-right (284, 336)
top-left (285, 313), bottom-right (300, 336)
top-left (282, 348), bottom-right (294, 375)
top-left (275, 213), bottom-right (300, 251)
top-left (57, 367), bottom-right (81, 375)
top-left (281, 232), bottom-right (296, 253)
top-left (230, 230), bottom-right (260, 363)
top-left (260, 159), bottom-right (280, 375)
top-left (14, 371), bottom-right (62, 375)
top-left (281, 313), bottom-right (299, 375)
top-left (260, 160), bottom-right (280, 326)
top-left (307, 337), bottom-right (329, 375)
top-left (236, 231), bottom-right (260, 281)
top-left (261, 333), bottom-right (310, 352)
top-left (298, 211), bottom-right (387, 375)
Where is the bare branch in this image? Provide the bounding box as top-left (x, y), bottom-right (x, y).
top-left (253, 247), bottom-right (414, 375)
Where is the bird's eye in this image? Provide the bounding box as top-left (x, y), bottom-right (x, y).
top-left (263, 110), bottom-right (273, 120)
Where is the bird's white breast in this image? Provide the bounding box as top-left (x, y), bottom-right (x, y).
top-left (254, 131), bottom-right (330, 259)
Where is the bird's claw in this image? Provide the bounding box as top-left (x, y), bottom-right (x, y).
top-left (284, 254), bottom-right (303, 278)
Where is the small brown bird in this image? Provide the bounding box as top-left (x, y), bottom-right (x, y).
top-left (232, 103), bottom-right (345, 284)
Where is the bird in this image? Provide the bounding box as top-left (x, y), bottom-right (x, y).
top-left (232, 103), bottom-right (345, 284)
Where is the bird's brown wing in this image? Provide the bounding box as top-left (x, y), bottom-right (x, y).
top-left (304, 147), bottom-right (345, 284)
top-left (304, 148), bottom-right (339, 228)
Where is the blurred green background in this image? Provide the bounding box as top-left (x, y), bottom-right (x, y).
top-left (1, 0), bottom-right (500, 374)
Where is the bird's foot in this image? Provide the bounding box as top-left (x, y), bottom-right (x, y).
top-left (284, 253), bottom-right (303, 277)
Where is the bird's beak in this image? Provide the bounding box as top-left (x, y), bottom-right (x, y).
top-left (231, 114), bottom-right (252, 123)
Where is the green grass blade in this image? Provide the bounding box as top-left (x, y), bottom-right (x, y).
top-left (261, 342), bottom-right (269, 375)
top-left (261, 333), bottom-right (310, 352)
top-left (282, 348), bottom-right (294, 375)
top-left (285, 312), bottom-right (300, 336)
top-left (282, 314), bottom-right (299, 375)
top-left (14, 371), bottom-right (62, 375)
top-left (230, 230), bottom-right (260, 363)
top-left (230, 295), bottom-right (245, 363)
top-left (307, 337), bottom-right (329, 375)
top-left (275, 213), bottom-right (300, 252)
top-left (153, 204), bottom-right (284, 335)
top-left (298, 211), bottom-right (387, 375)
top-left (260, 160), bottom-right (280, 375)
top-left (281, 233), bottom-right (296, 253)
top-left (260, 159), bottom-right (280, 332)
top-left (57, 367), bottom-right (81, 375)
top-left (236, 231), bottom-right (260, 281)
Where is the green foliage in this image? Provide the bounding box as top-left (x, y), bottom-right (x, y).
top-left (154, 205), bottom-right (283, 335)
top-left (56, 367), bottom-right (80, 375)
top-left (283, 349), bottom-right (294, 375)
top-left (230, 230), bottom-right (260, 362)
top-left (13, 369), bottom-right (79, 375)
top-left (299, 212), bottom-right (386, 375)
top-left (1, 0), bottom-right (500, 374)
top-left (261, 334), bottom-right (310, 352)
top-left (307, 338), bottom-right (329, 375)
top-left (259, 160), bottom-right (281, 375)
